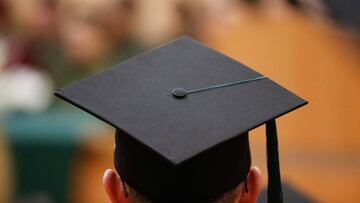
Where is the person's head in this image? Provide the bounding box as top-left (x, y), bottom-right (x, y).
top-left (103, 167), bottom-right (262, 203)
top-left (54, 36), bottom-right (304, 203)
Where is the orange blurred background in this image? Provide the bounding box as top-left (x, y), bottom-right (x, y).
top-left (0, 0), bottom-right (359, 203)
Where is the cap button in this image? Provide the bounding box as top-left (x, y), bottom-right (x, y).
top-left (172, 88), bottom-right (187, 98)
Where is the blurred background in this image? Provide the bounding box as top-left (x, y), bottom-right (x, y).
top-left (0, 0), bottom-right (359, 202)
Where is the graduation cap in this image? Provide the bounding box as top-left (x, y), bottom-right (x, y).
top-left (55, 36), bottom-right (307, 203)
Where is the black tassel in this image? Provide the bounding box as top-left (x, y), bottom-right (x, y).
top-left (266, 119), bottom-right (283, 203)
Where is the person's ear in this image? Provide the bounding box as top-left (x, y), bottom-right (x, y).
top-left (237, 167), bottom-right (263, 203)
top-left (103, 169), bottom-right (129, 203)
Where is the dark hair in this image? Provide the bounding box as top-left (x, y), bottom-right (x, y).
top-left (125, 182), bottom-right (244, 203)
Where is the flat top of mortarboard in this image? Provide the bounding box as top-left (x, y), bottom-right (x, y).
top-left (55, 36), bottom-right (307, 164)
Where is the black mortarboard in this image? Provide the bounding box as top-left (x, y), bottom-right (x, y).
top-left (55, 36), bottom-right (307, 203)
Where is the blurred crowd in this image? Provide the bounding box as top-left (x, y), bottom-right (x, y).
top-left (0, 0), bottom-right (139, 112)
top-left (0, 0), bottom-right (213, 112)
top-left (2, 0), bottom-right (358, 113)
top-left (0, 0), bottom-right (358, 113)
top-left (0, 0), bottom-right (233, 112)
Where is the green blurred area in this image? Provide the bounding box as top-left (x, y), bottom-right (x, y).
top-left (2, 107), bottom-right (106, 203)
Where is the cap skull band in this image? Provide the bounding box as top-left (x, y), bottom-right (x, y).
top-left (55, 36), bottom-right (307, 202)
